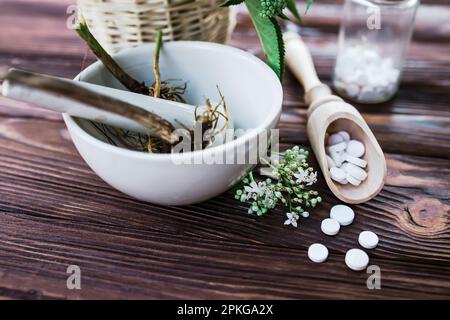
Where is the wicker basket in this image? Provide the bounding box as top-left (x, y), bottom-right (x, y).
top-left (77, 0), bottom-right (234, 54)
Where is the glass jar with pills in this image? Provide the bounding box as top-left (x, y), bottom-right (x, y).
top-left (333, 0), bottom-right (419, 104)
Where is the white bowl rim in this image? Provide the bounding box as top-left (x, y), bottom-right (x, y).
top-left (63, 41), bottom-right (283, 162)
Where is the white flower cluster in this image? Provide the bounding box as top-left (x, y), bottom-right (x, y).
top-left (294, 167), bottom-right (318, 186)
top-left (235, 146), bottom-right (321, 227)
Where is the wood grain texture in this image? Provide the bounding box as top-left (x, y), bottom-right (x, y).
top-left (0, 0), bottom-right (449, 299)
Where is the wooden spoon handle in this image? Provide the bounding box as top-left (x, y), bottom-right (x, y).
top-left (284, 32), bottom-right (332, 105)
top-left (284, 31), bottom-right (322, 91)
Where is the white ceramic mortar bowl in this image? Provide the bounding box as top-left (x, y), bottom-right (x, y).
top-left (63, 41), bottom-right (282, 205)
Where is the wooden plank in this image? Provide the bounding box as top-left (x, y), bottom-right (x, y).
top-left (0, 213), bottom-right (449, 299)
top-left (0, 0), bottom-right (85, 57)
top-left (0, 117), bottom-right (449, 299)
top-left (0, 0), bottom-right (449, 300)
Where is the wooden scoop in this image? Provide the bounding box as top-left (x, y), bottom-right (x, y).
top-left (284, 32), bottom-right (386, 204)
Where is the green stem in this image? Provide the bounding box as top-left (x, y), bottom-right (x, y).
top-left (76, 17), bottom-right (149, 95)
top-left (249, 171), bottom-right (255, 183)
top-left (260, 157), bottom-right (278, 171)
top-left (260, 157), bottom-right (271, 166)
top-left (287, 193), bottom-right (292, 212)
top-left (152, 30), bottom-right (163, 98)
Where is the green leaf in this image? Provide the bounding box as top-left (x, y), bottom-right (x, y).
top-left (278, 11), bottom-right (290, 21)
top-left (272, 17), bottom-right (285, 80)
top-left (221, 0), bottom-right (244, 7)
top-left (286, 0), bottom-right (302, 22)
top-left (245, 0), bottom-right (285, 80)
top-left (306, 0), bottom-right (314, 13)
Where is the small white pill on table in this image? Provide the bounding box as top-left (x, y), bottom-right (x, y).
top-left (330, 204), bottom-right (355, 226)
top-left (344, 154), bottom-right (367, 168)
top-left (346, 140), bottom-right (365, 158)
top-left (359, 231), bottom-right (379, 249)
top-left (327, 142), bottom-right (347, 154)
top-left (344, 162), bottom-right (368, 181)
top-left (330, 167), bottom-right (346, 182)
top-left (345, 249), bottom-right (369, 271)
top-left (326, 155), bottom-right (336, 168)
top-left (328, 133), bottom-right (344, 146)
top-left (308, 243), bottom-right (329, 263)
top-left (337, 131), bottom-right (351, 142)
top-left (321, 218), bottom-right (340, 236)
top-left (346, 174), bottom-right (361, 186)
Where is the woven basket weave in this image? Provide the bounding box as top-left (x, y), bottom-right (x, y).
top-left (77, 0), bottom-right (233, 54)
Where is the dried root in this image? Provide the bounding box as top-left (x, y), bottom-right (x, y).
top-left (149, 80), bottom-right (187, 103)
top-left (194, 89), bottom-right (229, 147)
top-left (91, 123), bottom-right (171, 153)
top-left (77, 20), bottom-right (230, 154)
top-left (175, 88), bottom-right (230, 151)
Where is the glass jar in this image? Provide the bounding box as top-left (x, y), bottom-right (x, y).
top-left (333, 0), bottom-right (419, 104)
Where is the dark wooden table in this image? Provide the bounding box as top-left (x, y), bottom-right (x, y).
top-left (0, 0), bottom-right (449, 299)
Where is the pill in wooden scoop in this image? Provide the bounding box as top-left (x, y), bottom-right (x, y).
top-left (284, 32), bottom-right (387, 204)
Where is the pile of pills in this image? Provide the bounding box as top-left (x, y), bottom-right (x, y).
top-left (326, 131), bottom-right (367, 186)
top-left (307, 204), bottom-right (379, 271)
top-left (334, 45), bottom-right (400, 102)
